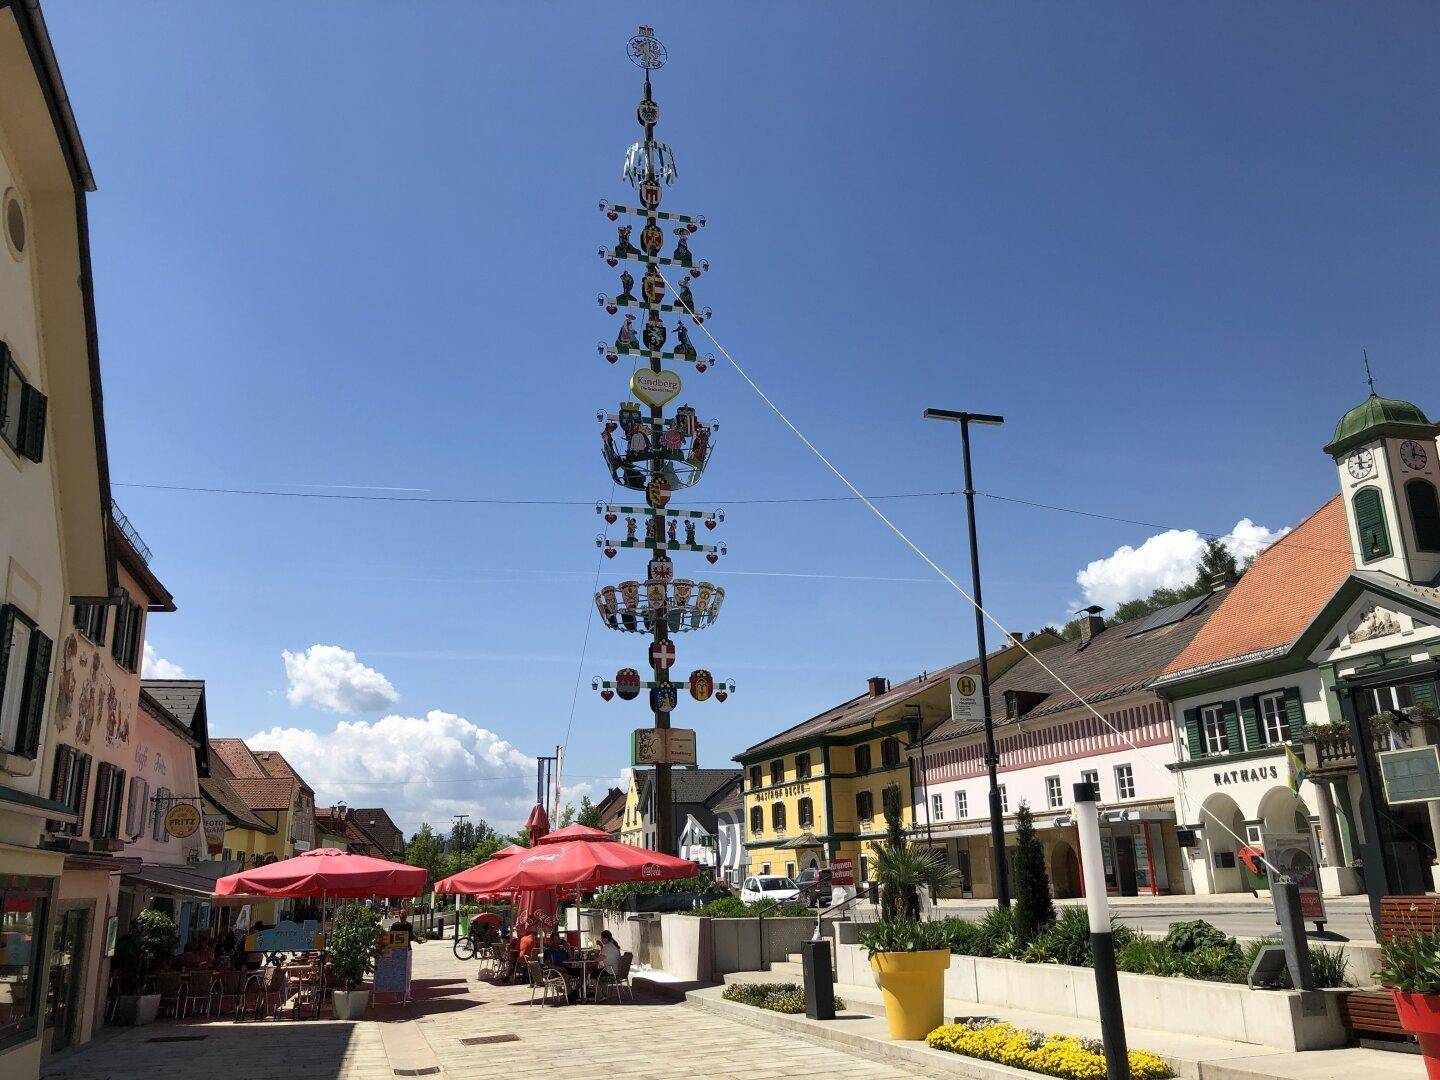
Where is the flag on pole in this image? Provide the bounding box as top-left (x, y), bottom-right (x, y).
top-left (1285, 743), bottom-right (1307, 795)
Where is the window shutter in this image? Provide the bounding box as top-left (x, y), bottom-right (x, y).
top-left (109, 769), bottom-right (126, 838)
top-left (46, 745), bottom-right (73, 832)
top-left (1411, 682), bottom-right (1439, 712)
top-left (1240, 696), bottom-right (1262, 750)
top-left (17, 628), bottom-right (51, 758)
top-left (1282, 687), bottom-right (1305, 740)
top-left (71, 752), bottom-right (91, 836)
top-left (1183, 708), bottom-right (1203, 759)
top-left (1353, 488), bottom-right (1391, 562)
top-left (91, 763), bottom-right (112, 837)
top-left (1408, 481), bottom-right (1440, 553)
top-left (1221, 701), bottom-right (1242, 753)
top-left (0, 352), bottom-right (9, 436)
top-left (110, 594), bottom-right (131, 665)
top-left (0, 604), bottom-right (13, 717)
top-left (20, 384), bottom-right (45, 463)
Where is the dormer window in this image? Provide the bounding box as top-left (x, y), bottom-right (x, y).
top-left (1352, 487), bottom-right (1391, 562)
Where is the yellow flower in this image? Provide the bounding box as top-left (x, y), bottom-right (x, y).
top-left (926, 1022), bottom-right (1175, 1080)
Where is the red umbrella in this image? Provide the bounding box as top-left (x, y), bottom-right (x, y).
top-left (525, 803), bottom-right (551, 843)
top-left (214, 848), bottom-right (427, 899)
top-left (432, 844), bottom-right (530, 895)
top-left (536, 824), bottom-right (611, 844)
top-left (442, 837), bottom-right (697, 895)
top-left (489, 843), bottom-right (530, 858)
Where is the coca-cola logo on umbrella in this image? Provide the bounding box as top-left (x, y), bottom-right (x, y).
top-left (520, 847), bottom-right (567, 866)
top-left (641, 863), bottom-right (663, 878)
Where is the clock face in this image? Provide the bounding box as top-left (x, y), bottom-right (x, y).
top-left (1347, 449), bottom-right (1375, 480)
top-left (1401, 440), bottom-right (1429, 471)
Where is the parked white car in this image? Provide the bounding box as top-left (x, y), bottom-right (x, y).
top-left (740, 875), bottom-right (800, 904)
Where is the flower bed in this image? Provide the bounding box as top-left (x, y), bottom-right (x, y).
top-left (722, 982), bottom-right (845, 1014)
top-left (681, 895), bottom-right (812, 918)
top-left (926, 1020), bottom-right (1174, 1080)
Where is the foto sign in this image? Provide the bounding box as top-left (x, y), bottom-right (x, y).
top-left (631, 727), bottom-right (697, 766)
top-left (1379, 746), bottom-right (1440, 805)
top-left (950, 673), bottom-right (981, 723)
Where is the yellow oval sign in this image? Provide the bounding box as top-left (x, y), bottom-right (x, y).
top-left (165, 803), bottom-right (200, 839)
top-left (957, 675), bottom-right (976, 697)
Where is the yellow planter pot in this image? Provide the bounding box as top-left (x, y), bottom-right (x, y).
top-left (870, 949), bottom-right (951, 1040)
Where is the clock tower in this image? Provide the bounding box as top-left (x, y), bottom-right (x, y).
top-left (1325, 391), bottom-right (1440, 583)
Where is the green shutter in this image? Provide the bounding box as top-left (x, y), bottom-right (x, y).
top-left (1411, 682), bottom-right (1439, 712)
top-left (1353, 488), bottom-right (1391, 562)
top-left (1408, 481), bottom-right (1440, 552)
top-left (0, 605), bottom-right (12, 726)
top-left (0, 353), bottom-right (9, 443)
top-left (20, 384), bottom-right (45, 463)
top-left (1183, 708), bottom-right (1203, 759)
top-left (17, 628), bottom-right (51, 757)
top-left (1240, 696), bottom-right (1262, 750)
top-left (1282, 687), bottom-right (1305, 740)
top-left (1221, 701), bottom-right (1242, 754)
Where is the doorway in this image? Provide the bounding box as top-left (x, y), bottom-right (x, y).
top-left (1113, 835), bottom-right (1139, 896)
top-left (46, 907), bottom-right (90, 1053)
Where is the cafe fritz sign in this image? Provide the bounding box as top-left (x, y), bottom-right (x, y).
top-left (164, 802), bottom-right (201, 839)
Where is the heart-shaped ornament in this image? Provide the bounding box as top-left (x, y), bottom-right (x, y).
top-left (687, 223), bottom-right (698, 233)
top-left (607, 257), bottom-right (618, 268)
top-left (630, 368), bottom-right (683, 408)
top-left (606, 352), bottom-right (618, 364)
top-left (606, 303), bottom-right (618, 315)
top-left (715, 689), bottom-right (728, 702)
top-left (600, 689), bottom-right (614, 701)
top-left (604, 547), bottom-right (617, 559)
top-left (704, 519), bottom-right (716, 530)
top-left (604, 421), bottom-right (618, 433)
top-left (608, 211), bottom-right (620, 221)
top-left (690, 268), bottom-right (700, 279)
top-left (707, 553), bottom-right (718, 564)
top-left (604, 512), bottom-right (617, 524)
top-left (695, 361), bottom-right (707, 373)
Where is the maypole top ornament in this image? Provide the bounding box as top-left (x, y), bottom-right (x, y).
top-left (628, 27), bottom-right (668, 69)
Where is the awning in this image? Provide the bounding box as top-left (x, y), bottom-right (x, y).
top-left (0, 784), bottom-right (77, 822)
top-left (123, 862), bottom-right (255, 901)
top-left (774, 832), bottom-right (823, 850)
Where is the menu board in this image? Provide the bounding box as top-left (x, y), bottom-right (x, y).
top-left (373, 946), bottom-right (411, 997)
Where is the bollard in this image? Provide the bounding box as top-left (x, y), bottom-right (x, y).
top-left (1271, 881), bottom-right (1315, 991)
top-left (802, 938), bottom-right (836, 1020)
top-left (1074, 783), bottom-right (1129, 1080)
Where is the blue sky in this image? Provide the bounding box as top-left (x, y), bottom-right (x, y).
top-left (44, 3), bottom-right (1440, 833)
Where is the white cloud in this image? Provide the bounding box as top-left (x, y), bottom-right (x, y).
top-left (282, 644), bottom-right (399, 714)
top-left (246, 710), bottom-right (602, 835)
top-left (1074, 518), bottom-right (1289, 612)
top-left (142, 642), bottom-right (186, 679)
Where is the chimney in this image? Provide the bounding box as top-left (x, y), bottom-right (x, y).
top-left (1075, 605), bottom-right (1105, 644)
top-left (1210, 568), bottom-right (1237, 592)
top-left (867, 675), bottom-right (889, 698)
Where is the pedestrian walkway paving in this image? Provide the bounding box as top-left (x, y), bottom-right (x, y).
top-left (40, 940), bottom-right (942, 1079)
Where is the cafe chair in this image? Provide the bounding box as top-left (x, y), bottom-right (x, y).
top-left (182, 973), bottom-right (215, 1017)
top-left (525, 960), bottom-right (567, 1007)
top-left (613, 953), bottom-right (635, 1003)
top-left (155, 972), bottom-right (188, 1019)
top-left (218, 970), bottom-right (249, 1016)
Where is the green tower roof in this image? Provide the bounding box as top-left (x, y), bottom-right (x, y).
top-left (1325, 393), bottom-right (1438, 457)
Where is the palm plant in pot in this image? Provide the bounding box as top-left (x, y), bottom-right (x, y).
top-left (858, 784), bottom-right (961, 1040)
top-left (112, 909), bottom-right (178, 1025)
top-left (1376, 919), bottom-right (1440, 1078)
top-left (329, 902), bottom-right (383, 1020)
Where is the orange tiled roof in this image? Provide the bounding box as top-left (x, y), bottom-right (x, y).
top-left (254, 749), bottom-right (314, 793)
top-left (211, 737), bottom-right (268, 779)
top-left (1161, 497), bottom-right (1352, 678)
top-left (227, 777), bottom-right (296, 810)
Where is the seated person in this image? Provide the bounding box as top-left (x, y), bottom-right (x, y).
top-left (541, 931), bottom-right (577, 999)
top-left (469, 910), bottom-right (502, 945)
top-left (596, 929), bottom-right (622, 977)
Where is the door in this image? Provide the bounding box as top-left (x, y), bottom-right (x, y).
top-left (1113, 835), bottom-right (1139, 896)
top-left (46, 908), bottom-right (90, 1053)
top-left (956, 849), bottom-right (973, 898)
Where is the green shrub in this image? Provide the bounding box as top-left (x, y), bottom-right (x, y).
top-left (857, 918), bottom-right (950, 957)
top-left (977, 906), bottom-right (1019, 959)
top-left (1012, 805), bottom-right (1056, 946)
top-left (329, 903), bottom-right (384, 990)
top-left (1163, 919), bottom-right (1231, 954)
top-left (939, 918), bottom-right (988, 957)
top-left (722, 981), bottom-right (844, 1013)
top-left (680, 896), bottom-right (812, 919)
top-left (1376, 924), bottom-right (1440, 994)
top-left (1117, 936), bottom-right (1186, 978)
top-left (590, 872), bottom-right (720, 912)
top-left (1029, 908), bottom-right (1135, 968)
top-left (1238, 939), bottom-right (1351, 990)
top-left (113, 910), bottom-right (179, 995)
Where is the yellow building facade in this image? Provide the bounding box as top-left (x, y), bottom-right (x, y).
top-left (737, 643), bottom-right (1045, 884)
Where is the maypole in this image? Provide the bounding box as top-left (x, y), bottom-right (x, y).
top-left (591, 26), bottom-right (733, 856)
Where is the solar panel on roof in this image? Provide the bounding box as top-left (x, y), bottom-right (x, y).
top-left (1122, 593), bottom-right (1209, 637)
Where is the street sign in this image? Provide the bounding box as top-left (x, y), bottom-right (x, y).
top-left (631, 727), bottom-right (697, 766)
top-left (1379, 746), bottom-right (1440, 805)
top-left (950, 673), bottom-right (981, 722)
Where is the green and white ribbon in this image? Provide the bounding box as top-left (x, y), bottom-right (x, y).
top-left (601, 504), bottom-right (720, 520)
top-left (603, 248), bottom-right (706, 272)
top-left (599, 538), bottom-right (723, 555)
top-left (601, 204), bottom-right (705, 226)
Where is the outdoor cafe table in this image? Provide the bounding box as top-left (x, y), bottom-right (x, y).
top-left (565, 953), bottom-right (600, 1000)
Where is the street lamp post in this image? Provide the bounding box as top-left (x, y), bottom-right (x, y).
top-left (924, 407), bottom-right (1010, 908)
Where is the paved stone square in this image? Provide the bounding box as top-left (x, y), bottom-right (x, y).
top-left (41, 940), bottom-right (931, 1080)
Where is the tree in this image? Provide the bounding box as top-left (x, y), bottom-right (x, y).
top-left (558, 803), bottom-right (576, 828)
top-left (405, 823), bottom-right (446, 887)
top-left (576, 795), bottom-right (603, 828)
top-left (1192, 537), bottom-right (1238, 591)
top-left (1011, 803), bottom-right (1055, 945)
top-left (871, 782), bottom-right (960, 921)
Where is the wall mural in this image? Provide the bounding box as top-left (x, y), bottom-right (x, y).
top-left (55, 631), bottom-right (131, 749)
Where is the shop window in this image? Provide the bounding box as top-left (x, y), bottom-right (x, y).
top-left (955, 790), bottom-right (967, 818)
top-left (1259, 692), bottom-right (1289, 745)
top-left (769, 759), bottom-right (784, 785)
top-left (771, 802), bottom-right (786, 832)
top-left (853, 743), bottom-right (872, 773)
top-left (798, 797), bottom-right (813, 828)
top-left (1408, 480), bottom-right (1440, 552)
top-left (748, 764), bottom-right (761, 790)
top-left (795, 752), bottom-right (811, 779)
top-left (880, 737), bottom-right (901, 768)
top-left (1046, 776), bottom-right (1063, 809)
top-left (856, 789), bottom-right (874, 822)
top-left (931, 793), bottom-right (944, 821)
top-left (1202, 704), bottom-right (1229, 755)
top-left (1114, 764), bottom-right (1135, 800)
top-left (0, 876), bottom-right (52, 1047)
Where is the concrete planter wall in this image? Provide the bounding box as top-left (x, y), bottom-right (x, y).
top-left (833, 942), bottom-right (1347, 1051)
top-left (599, 913), bottom-right (825, 981)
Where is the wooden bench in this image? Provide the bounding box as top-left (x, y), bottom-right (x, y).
top-left (1339, 896), bottom-right (1440, 1047)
